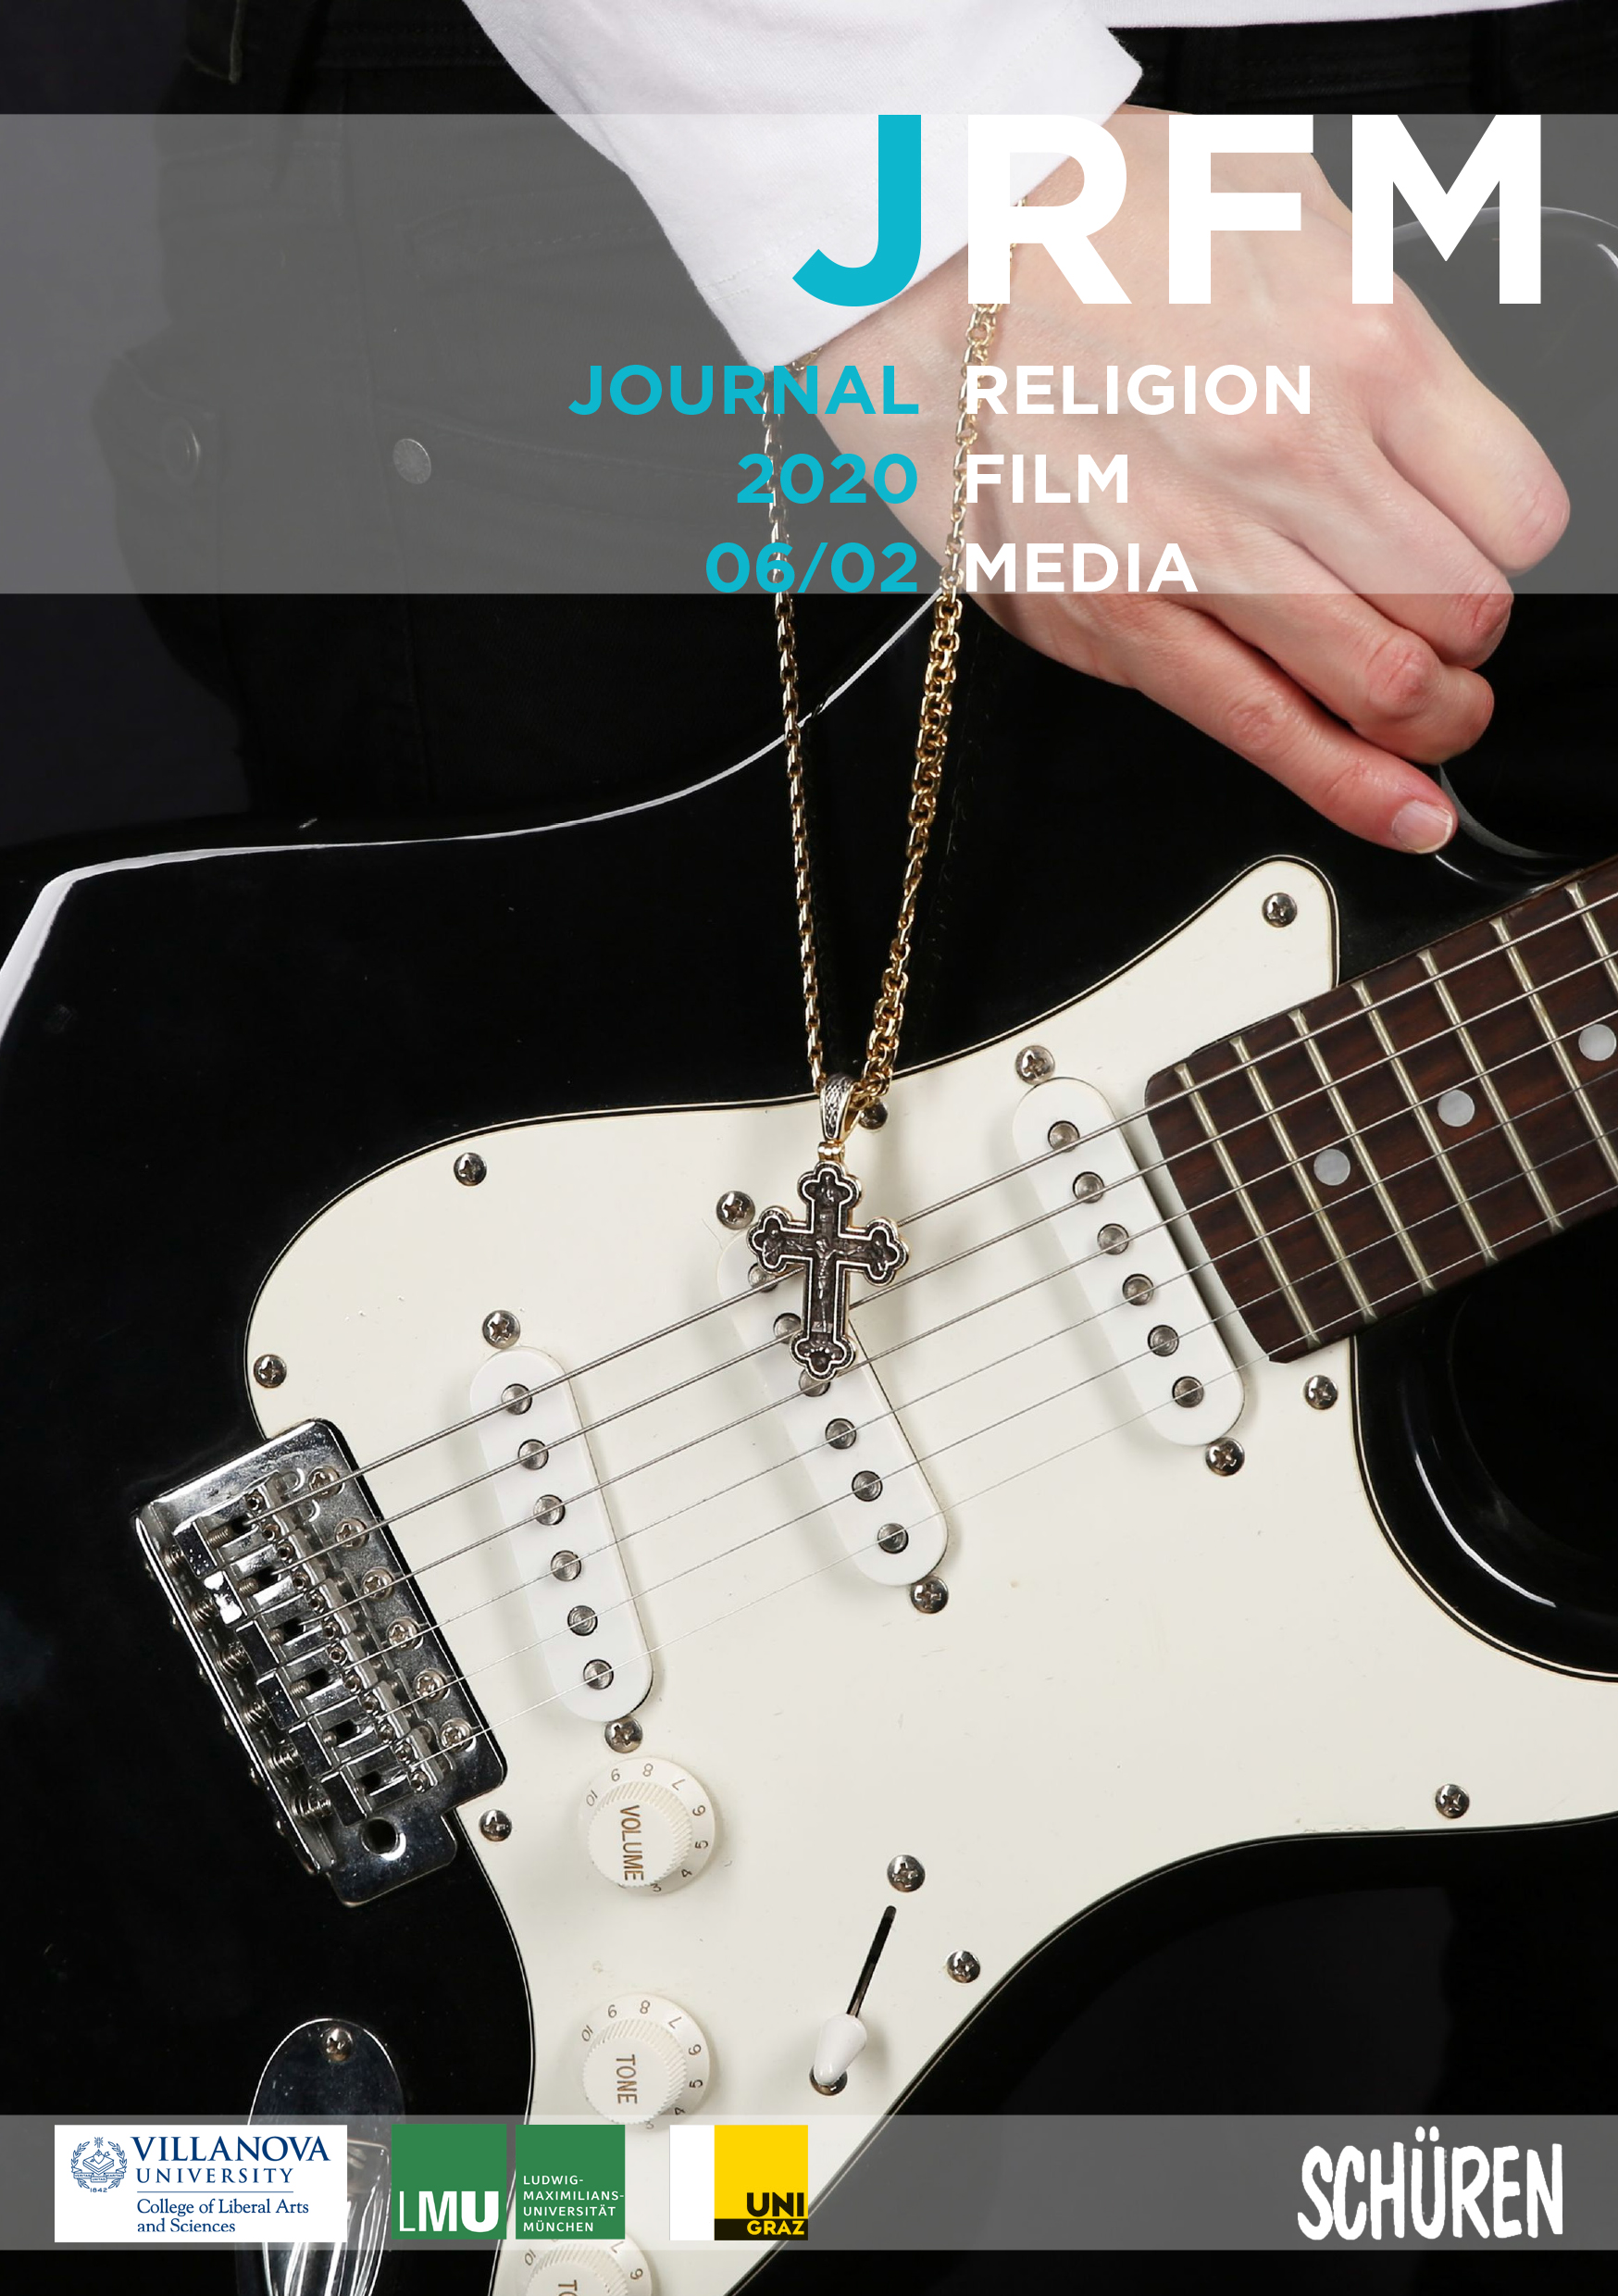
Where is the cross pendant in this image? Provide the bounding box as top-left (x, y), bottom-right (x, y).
top-left (749, 1160), bottom-right (907, 1382)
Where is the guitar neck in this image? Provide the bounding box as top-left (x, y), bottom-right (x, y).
top-left (1145, 856), bottom-right (1618, 1364)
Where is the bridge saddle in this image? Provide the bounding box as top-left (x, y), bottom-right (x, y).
top-left (137, 1421), bottom-right (504, 1903)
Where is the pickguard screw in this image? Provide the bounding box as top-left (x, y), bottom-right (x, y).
top-left (877, 1524), bottom-right (909, 1554)
top-left (604, 1716), bottom-right (643, 1753)
top-left (454, 1152), bottom-right (487, 1187)
top-left (1304, 1375), bottom-right (1338, 1410)
top-left (1204, 1436), bottom-right (1244, 1475)
top-left (582, 1659), bottom-right (615, 1691)
top-left (946, 1951), bottom-right (981, 1984)
top-left (1435, 1782), bottom-right (1470, 1820)
top-left (1263, 891), bottom-right (1298, 928)
top-left (254, 1354), bottom-right (287, 1390)
top-left (910, 1577), bottom-right (949, 1614)
top-left (716, 1190), bottom-right (755, 1230)
top-left (479, 1808), bottom-right (512, 1841)
top-left (1047, 1119), bottom-right (1081, 1151)
top-left (1015, 1044), bottom-right (1055, 1083)
top-left (483, 1309), bottom-right (520, 1349)
top-left (550, 1549), bottom-right (581, 1580)
top-left (888, 1853), bottom-right (925, 1892)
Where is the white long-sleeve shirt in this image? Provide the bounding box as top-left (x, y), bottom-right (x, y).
top-left (461, 0), bottom-right (1560, 362)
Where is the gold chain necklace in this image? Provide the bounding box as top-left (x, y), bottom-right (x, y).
top-left (749, 297), bottom-right (1003, 1390)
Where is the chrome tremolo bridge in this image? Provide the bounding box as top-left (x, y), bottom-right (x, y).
top-left (137, 1422), bottom-right (504, 1903)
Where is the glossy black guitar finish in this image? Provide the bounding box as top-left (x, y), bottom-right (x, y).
top-left (5, 620), bottom-right (1618, 2289)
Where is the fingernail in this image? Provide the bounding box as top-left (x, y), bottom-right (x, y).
top-left (1391, 797), bottom-right (1455, 854)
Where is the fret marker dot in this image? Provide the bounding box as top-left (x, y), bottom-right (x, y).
top-left (1313, 1148), bottom-right (1351, 1188)
top-left (1579, 1023), bottom-right (1616, 1064)
top-left (1436, 1089), bottom-right (1476, 1129)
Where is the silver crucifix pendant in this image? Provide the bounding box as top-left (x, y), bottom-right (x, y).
top-left (749, 1157), bottom-right (907, 1382)
top-left (749, 1077), bottom-right (908, 1380)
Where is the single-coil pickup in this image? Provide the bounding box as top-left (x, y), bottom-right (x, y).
top-left (1012, 1076), bottom-right (1244, 1446)
top-left (469, 1348), bottom-right (652, 1721)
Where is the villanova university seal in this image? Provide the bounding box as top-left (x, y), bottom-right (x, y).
top-left (70, 2138), bottom-right (127, 2191)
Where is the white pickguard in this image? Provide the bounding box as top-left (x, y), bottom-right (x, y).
top-left (245, 860), bottom-right (1618, 2292)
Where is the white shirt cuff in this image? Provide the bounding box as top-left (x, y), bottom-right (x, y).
top-left (461, 2), bottom-right (1142, 365)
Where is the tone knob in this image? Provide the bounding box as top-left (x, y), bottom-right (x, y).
top-left (526, 2239), bottom-right (653, 2296)
top-left (579, 1993), bottom-right (712, 2123)
top-left (580, 1758), bottom-right (716, 1891)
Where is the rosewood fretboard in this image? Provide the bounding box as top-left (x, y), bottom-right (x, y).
top-left (1146, 857), bottom-right (1618, 1364)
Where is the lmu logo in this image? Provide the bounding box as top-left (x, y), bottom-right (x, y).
top-left (390, 2123), bottom-right (507, 2244)
top-left (396, 2188), bottom-right (502, 2236)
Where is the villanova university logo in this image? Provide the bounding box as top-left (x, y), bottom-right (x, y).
top-left (70, 2138), bottom-right (127, 2192)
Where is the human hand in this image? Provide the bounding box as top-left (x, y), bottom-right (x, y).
top-left (816, 108), bottom-right (1570, 853)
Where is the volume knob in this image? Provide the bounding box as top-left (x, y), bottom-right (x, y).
top-left (579, 1994), bottom-right (712, 2123)
top-left (580, 1759), bottom-right (716, 1891)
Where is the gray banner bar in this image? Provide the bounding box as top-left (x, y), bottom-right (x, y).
top-left (4, 2116), bottom-right (1614, 2252)
top-left (3, 114), bottom-right (1618, 595)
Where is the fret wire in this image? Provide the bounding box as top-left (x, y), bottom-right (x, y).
top-left (1350, 979), bottom-right (1498, 1264)
top-left (1286, 1010), bottom-right (1436, 1293)
top-left (1568, 880), bottom-right (1618, 997)
top-left (1176, 1061), bottom-right (1323, 1347)
top-left (1229, 1029), bottom-right (1375, 1317)
top-left (1416, 948), bottom-right (1563, 1234)
top-left (1489, 917), bottom-right (1618, 1185)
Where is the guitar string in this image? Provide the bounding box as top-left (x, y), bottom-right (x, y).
top-left (305, 1143), bottom-right (1618, 1787)
top-left (252, 1001), bottom-right (1617, 1659)
top-left (278, 1108), bottom-right (1615, 1758)
top-left (243, 953), bottom-right (1618, 1590)
top-left (247, 967), bottom-right (1618, 1602)
top-left (240, 875), bottom-right (1618, 1516)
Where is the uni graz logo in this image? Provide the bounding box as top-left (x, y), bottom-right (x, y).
top-left (70, 2138), bottom-right (127, 2192)
top-left (715, 2124), bottom-right (808, 2240)
top-left (669, 2125), bottom-right (810, 2242)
